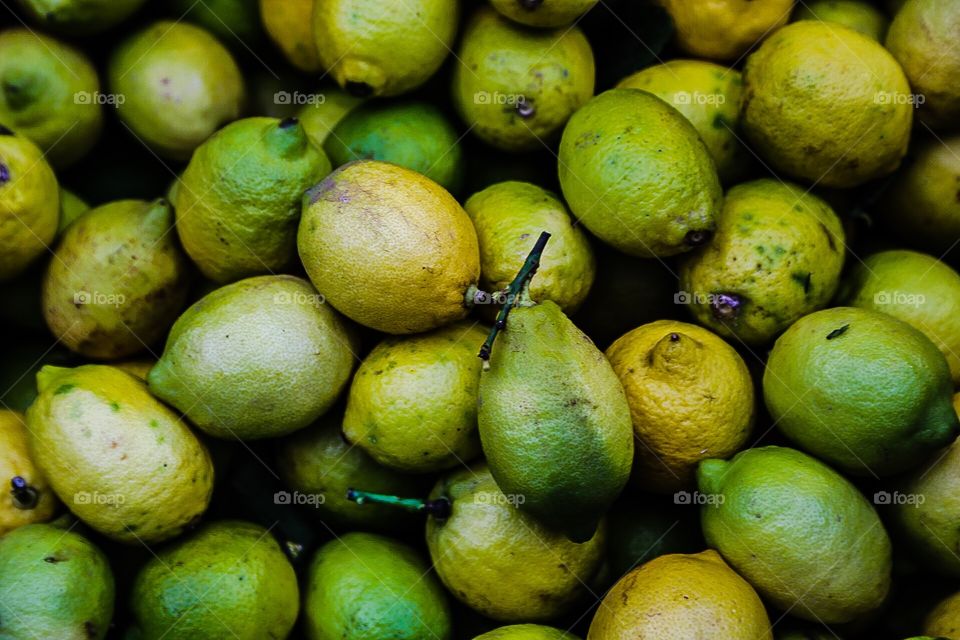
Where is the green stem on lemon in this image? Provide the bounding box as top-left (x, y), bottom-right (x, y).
top-left (478, 231), bottom-right (551, 363)
top-left (346, 489), bottom-right (451, 518)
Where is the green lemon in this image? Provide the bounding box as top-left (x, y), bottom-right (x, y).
top-left (699, 446), bottom-right (892, 623)
top-left (57, 187), bottom-right (89, 233)
top-left (303, 532), bottom-right (452, 639)
top-left (313, 0), bottom-right (457, 97)
top-left (886, 0), bottom-right (960, 129)
top-left (793, 0), bottom-right (890, 40)
top-left (764, 306), bottom-right (959, 476)
top-left (558, 88), bottom-right (721, 257)
top-left (14, 0), bottom-right (147, 34)
top-left (42, 199), bottom-right (191, 359)
top-left (109, 21), bottom-right (245, 161)
top-left (26, 364), bottom-right (214, 543)
top-left (617, 59), bottom-right (747, 183)
top-left (277, 409), bottom-right (431, 531)
top-left (148, 275), bottom-right (356, 440)
top-left (0, 29), bottom-right (102, 167)
top-left (679, 178), bottom-right (845, 345)
top-left (489, 0), bottom-right (597, 27)
top-left (427, 464), bottom-right (605, 622)
top-left (453, 7), bottom-right (594, 152)
top-left (297, 86), bottom-right (365, 147)
top-left (742, 20), bottom-right (912, 187)
top-left (840, 250), bottom-right (960, 383)
top-left (325, 101), bottom-right (463, 192)
top-left (465, 181), bottom-right (594, 314)
top-left (0, 128), bottom-right (59, 281)
top-left (173, 117), bottom-right (331, 283)
top-left (130, 520), bottom-right (299, 640)
top-left (0, 524), bottom-right (113, 639)
top-left (343, 322), bottom-right (486, 473)
top-left (475, 624), bottom-right (580, 640)
top-left (171, 0), bottom-right (262, 47)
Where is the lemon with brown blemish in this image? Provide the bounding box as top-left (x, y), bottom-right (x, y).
top-left (26, 364), bottom-right (214, 543)
top-left (679, 179), bottom-right (845, 346)
top-left (298, 160), bottom-right (480, 334)
top-left (742, 20), bottom-right (912, 187)
top-left (606, 320), bottom-right (755, 493)
top-left (453, 7), bottom-right (594, 152)
top-left (617, 59), bottom-right (747, 183)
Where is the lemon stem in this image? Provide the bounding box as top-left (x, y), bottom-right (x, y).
top-left (478, 231), bottom-right (551, 362)
top-left (346, 489), bottom-right (451, 518)
top-left (10, 476), bottom-right (38, 510)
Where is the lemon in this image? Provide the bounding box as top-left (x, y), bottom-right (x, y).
top-left (606, 320), bottom-right (754, 493)
top-left (476, 625), bottom-right (579, 640)
top-left (0, 29), bottom-right (102, 168)
top-left (313, 0), bottom-right (458, 97)
top-left (617, 59), bottom-right (747, 183)
top-left (926, 591), bottom-right (960, 638)
top-left (558, 88), bottom-right (721, 257)
top-left (109, 21), bottom-right (245, 161)
top-left (173, 117), bottom-right (331, 283)
top-left (764, 306), bottom-right (959, 476)
top-left (877, 135), bottom-right (960, 254)
top-left (588, 550), bottom-right (772, 640)
top-left (793, 0), bottom-right (890, 41)
top-left (489, 0), bottom-right (597, 27)
top-left (465, 181), bottom-right (594, 313)
top-left (453, 7), bottom-right (594, 152)
top-left (893, 435), bottom-right (960, 576)
top-left (14, 0), bottom-right (147, 35)
top-left (886, 0), bottom-right (960, 129)
top-left (742, 20), bottom-right (912, 187)
top-left (0, 409), bottom-right (57, 535)
top-left (679, 179), bottom-right (845, 345)
top-left (699, 446), bottom-right (892, 623)
top-left (298, 160), bottom-right (480, 334)
top-left (260, 0), bottom-right (321, 72)
top-left (325, 101), bottom-right (464, 192)
top-left (57, 187), bottom-right (89, 233)
top-left (658, 0), bottom-right (794, 60)
top-left (0, 129), bottom-right (59, 282)
top-left (297, 86), bottom-right (365, 148)
top-left (840, 250), bottom-right (960, 383)
top-left (343, 322), bottom-right (487, 472)
top-left (26, 365), bottom-right (214, 543)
